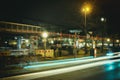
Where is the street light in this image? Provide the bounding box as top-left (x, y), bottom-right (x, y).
top-left (107, 38), bottom-right (110, 48)
top-left (116, 39), bottom-right (119, 47)
top-left (82, 2), bottom-right (92, 54)
top-left (101, 17), bottom-right (106, 53)
top-left (82, 4), bottom-right (91, 29)
top-left (42, 32), bottom-right (48, 59)
top-left (101, 17), bottom-right (105, 22)
top-left (116, 40), bottom-right (119, 43)
top-left (101, 17), bottom-right (106, 22)
top-left (42, 32), bottom-right (48, 38)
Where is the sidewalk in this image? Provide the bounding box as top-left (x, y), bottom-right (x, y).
top-left (44, 52), bottom-right (105, 60)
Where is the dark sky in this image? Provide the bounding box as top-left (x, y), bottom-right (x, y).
top-left (0, 0), bottom-right (120, 34)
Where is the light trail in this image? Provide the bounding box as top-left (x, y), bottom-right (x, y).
top-left (24, 56), bottom-right (93, 69)
top-left (1, 59), bottom-right (120, 80)
top-left (24, 55), bottom-right (120, 69)
top-left (27, 56), bottom-right (93, 65)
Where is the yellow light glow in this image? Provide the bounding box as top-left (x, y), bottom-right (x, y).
top-left (81, 2), bottom-right (92, 14)
top-left (116, 40), bottom-right (119, 43)
top-left (107, 38), bottom-right (110, 42)
top-left (82, 7), bottom-right (90, 12)
top-left (42, 32), bottom-right (48, 38)
top-left (25, 40), bottom-right (29, 43)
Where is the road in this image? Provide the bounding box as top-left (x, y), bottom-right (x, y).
top-left (1, 57), bottom-right (120, 80)
top-left (34, 59), bottom-right (120, 80)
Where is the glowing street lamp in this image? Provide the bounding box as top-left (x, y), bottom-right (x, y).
top-left (42, 32), bottom-right (48, 59)
top-left (107, 38), bottom-right (110, 48)
top-left (101, 17), bottom-right (106, 53)
top-left (101, 17), bottom-right (105, 22)
top-left (42, 32), bottom-right (48, 38)
top-left (116, 40), bottom-right (119, 43)
top-left (107, 38), bottom-right (110, 42)
top-left (82, 4), bottom-right (91, 29)
top-left (101, 17), bottom-right (106, 22)
top-left (116, 39), bottom-right (120, 47)
top-left (82, 2), bottom-right (92, 54)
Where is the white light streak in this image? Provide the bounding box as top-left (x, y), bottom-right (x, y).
top-left (1, 59), bottom-right (120, 80)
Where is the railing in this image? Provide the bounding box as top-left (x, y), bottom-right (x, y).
top-left (0, 21), bottom-right (99, 39)
top-left (0, 21), bottom-right (42, 34)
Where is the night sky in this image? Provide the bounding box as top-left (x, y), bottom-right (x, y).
top-left (0, 0), bottom-right (120, 35)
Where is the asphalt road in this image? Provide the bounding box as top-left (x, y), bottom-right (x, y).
top-left (1, 56), bottom-right (120, 80)
top-left (34, 59), bottom-right (120, 80)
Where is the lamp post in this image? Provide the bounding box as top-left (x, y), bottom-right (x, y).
top-left (101, 17), bottom-right (106, 53)
top-left (82, 3), bottom-right (91, 54)
top-left (107, 38), bottom-right (110, 49)
top-left (42, 32), bottom-right (48, 59)
top-left (116, 39), bottom-right (119, 47)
